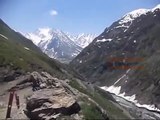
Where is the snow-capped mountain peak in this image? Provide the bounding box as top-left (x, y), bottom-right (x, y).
top-left (25, 27), bottom-right (53, 45)
top-left (96, 4), bottom-right (160, 43)
top-left (119, 9), bottom-right (149, 25)
top-left (25, 28), bottom-right (69, 45)
top-left (36, 28), bottom-right (53, 41)
top-left (25, 28), bottom-right (95, 63)
top-left (119, 4), bottom-right (160, 25)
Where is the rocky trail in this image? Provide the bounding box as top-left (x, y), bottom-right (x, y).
top-left (0, 72), bottom-right (80, 119)
top-left (0, 71), bottom-right (109, 119)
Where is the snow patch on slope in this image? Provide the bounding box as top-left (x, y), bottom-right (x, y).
top-left (101, 86), bottom-right (160, 112)
top-left (100, 69), bottom-right (160, 112)
top-left (96, 38), bottom-right (112, 43)
top-left (24, 47), bottom-right (30, 50)
top-left (0, 34), bottom-right (8, 40)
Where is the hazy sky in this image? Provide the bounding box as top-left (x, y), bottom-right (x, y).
top-left (0, 0), bottom-right (159, 35)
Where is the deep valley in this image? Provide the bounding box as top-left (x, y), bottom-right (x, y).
top-left (1, 3), bottom-right (160, 120)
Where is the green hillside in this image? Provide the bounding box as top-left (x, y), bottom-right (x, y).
top-left (0, 19), bottom-right (64, 81)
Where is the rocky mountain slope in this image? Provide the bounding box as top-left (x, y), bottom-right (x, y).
top-left (70, 5), bottom-right (160, 110)
top-left (25, 28), bottom-right (82, 63)
top-left (25, 28), bottom-right (95, 63)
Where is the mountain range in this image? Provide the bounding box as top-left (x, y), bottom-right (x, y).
top-left (1, 4), bottom-right (160, 120)
top-left (25, 28), bottom-right (96, 63)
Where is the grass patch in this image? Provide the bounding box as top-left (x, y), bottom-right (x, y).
top-left (81, 102), bottom-right (104, 119)
top-left (69, 79), bottom-right (130, 119)
top-left (69, 79), bottom-right (92, 96)
top-left (91, 91), bottom-right (129, 119)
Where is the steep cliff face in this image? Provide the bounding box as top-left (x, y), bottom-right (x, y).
top-left (70, 6), bottom-right (160, 109)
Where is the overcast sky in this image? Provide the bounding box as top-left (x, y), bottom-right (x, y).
top-left (0, 0), bottom-right (159, 35)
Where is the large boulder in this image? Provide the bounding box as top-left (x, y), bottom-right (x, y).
top-left (25, 72), bottom-right (81, 119)
top-left (30, 71), bottom-right (62, 90)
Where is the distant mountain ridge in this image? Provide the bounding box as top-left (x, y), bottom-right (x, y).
top-left (67, 33), bottom-right (96, 48)
top-left (25, 28), bottom-right (96, 63)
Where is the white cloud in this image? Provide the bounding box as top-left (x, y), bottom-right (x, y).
top-left (50, 10), bottom-right (58, 16)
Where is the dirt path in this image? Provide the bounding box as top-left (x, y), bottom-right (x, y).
top-left (0, 78), bottom-right (33, 119)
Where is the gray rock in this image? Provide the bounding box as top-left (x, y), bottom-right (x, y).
top-left (30, 71), bottom-right (62, 91)
top-left (25, 72), bottom-right (81, 119)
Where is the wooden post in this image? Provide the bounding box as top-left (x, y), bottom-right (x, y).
top-left (15, 93), bottom-right (20, 109)
top-left (6, 91), bottom-right (15, 118)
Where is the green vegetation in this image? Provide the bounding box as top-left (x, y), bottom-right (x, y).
top-left (91, 90), bottom-right (129, 119)
top-left (76, 94), bottom-right (108, 120)
top-left (69, 79), bottom-right (130, 119)
top-left (0, 19), bottom-right (66, 81)
top-left (69, 79), bottom-right (91, 96)
top-left (81, 101), bottom-right (104, 119)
